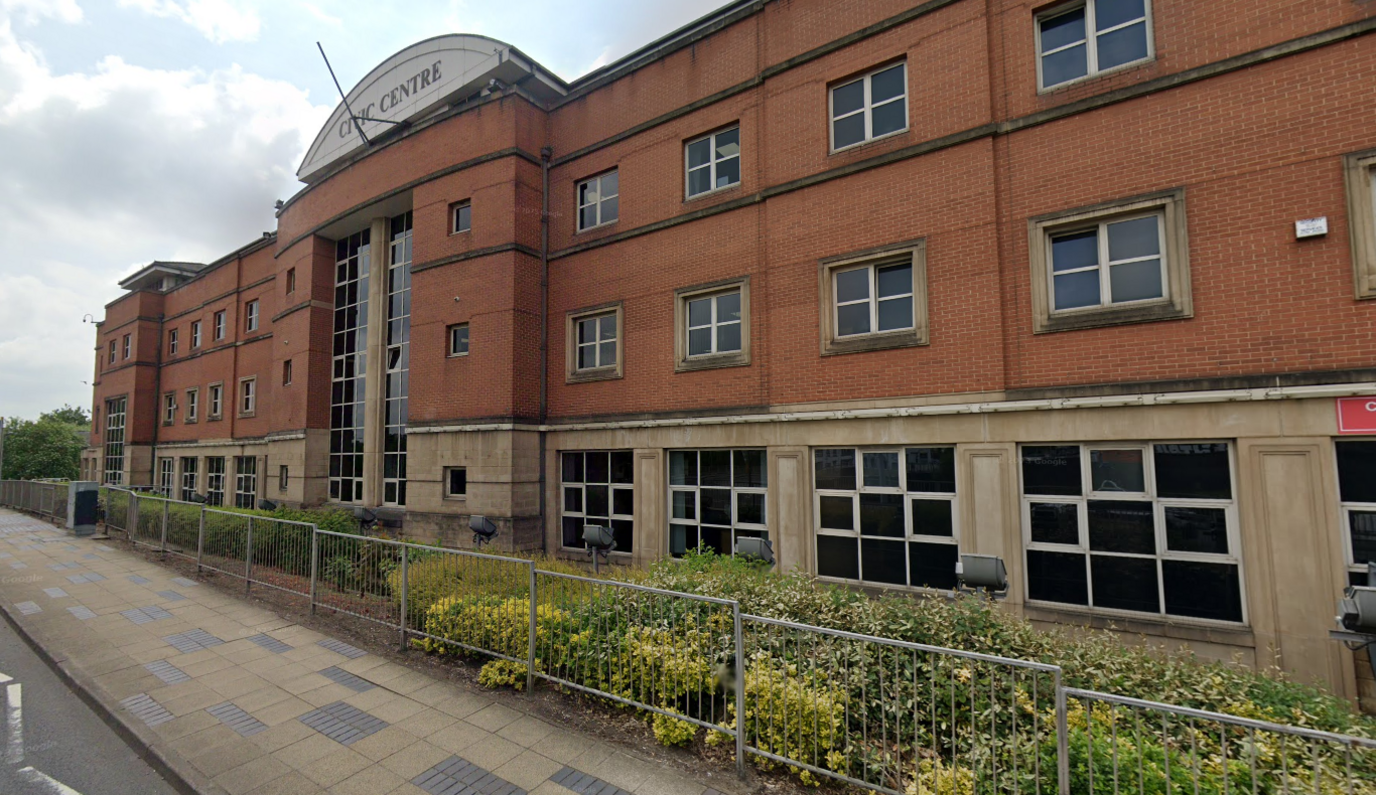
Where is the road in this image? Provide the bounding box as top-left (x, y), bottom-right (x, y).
top-left (0, 615), bottom-right (179, 795)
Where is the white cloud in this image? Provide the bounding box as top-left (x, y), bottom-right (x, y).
top-left (0, 0), bottom-right (82, 25)
top-left (118, 0), bottom-right (260, 44)
top-left (297, 1), bottom-right (341, 27)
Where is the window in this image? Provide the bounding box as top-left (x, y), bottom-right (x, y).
top-left (208, 383), bottom-right (223, 419)
top-left (577, 171), bottom-right (619, 231)
top-left (191, 321), bottom-right (202, 348)
top-left (163, 393), bottom-right (176, 425)
top-left (1029, 190), bottom-right (1191, 333)
top-left (245, 300), bottom-right (259, 332)
top-left (108, 340), bottom-right (116, 365)
top-left (448, 324), bottom-right (469, 356)
top-left (1344, 149), bottom-right (1376, 300)
top-left (213, 311), bottom-right (226, 340)
top-left (279, 465), bottom-right (289, 493)
top-left (820, 240), bottom-right (928, 355)
top-left (285, 268), bottom-right (296, 295)
top-left (168, 328), bottom-right (179, 355)
top-left (1020, 443), bottom-right (1243, 623)
top-left (180, 457), bottom-right (198, 502)
top-left (234, 456), bottom-right (257, 509)
top-left (1338, 441), bottom-right (1376, 585)
top-left (567, 305), bottom-right (622, 383)
top-left (331, 228), bottom-right (369, 504)
top-left (451, 201), bottom-right (471, 234)
top-left (122, 334), bottom-right (131, 359)
top-left (685, 127), bottom-right (740, 198)
top-left (669, 449), bottom-right (766, 557)
top-left (445, 467), bottom-right (468, 498)
top-left (282, 359), bottom-right (293, 386)
top-left (158, 458), bottom-right (174, 498)
top-left (103, 397), bottom-right (126, 485)
top-left (815, 447), bottom-right (958, 589)
top-left (675, 280), bottom-right (749, 371)
top-left (206, 457), bottom-right (226, 506)
top-left (562, 451), bottom-right (633, 552)
top-left (185, 389), bottom-right (198, 423)
top-left (239, 378), bottom-right (256, 416)
top-left (1037, 0), bottom-right (1152, 90)
top-left (383, 212), bottom-right (413, 507)
top-left (830, 62), bottom-right (907, 152)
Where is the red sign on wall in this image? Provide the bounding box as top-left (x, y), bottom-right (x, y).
top-left (1337, 398), bottom-right (1376, 435)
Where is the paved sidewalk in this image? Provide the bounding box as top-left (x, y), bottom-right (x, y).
top-left (0, 510), bottom-right (737, 795)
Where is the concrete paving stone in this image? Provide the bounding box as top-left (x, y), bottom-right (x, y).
top-left (163, 628), bottom-right (225, 653)
top-left (121, 605), bottom-right (175, 624)
top-left (297, 745), bottom-right (372, 788)
top-left (467, 703), bottom-right (524, 733)
top-left (381, 741), bottom-right (458, 780)
top-left (492, 749), bottom-right (567, 790)
top-left (580, 753), bottom-right (659, 793)
top-left (214, 753), bottom-right (292, 795)
top-left (241, 770), bottom-right (325, 795)
top-left (368, 695), bottom-right (429, 724)
top-left (297, 681), bottom-right (357, 707)
top-left (168, 723), bottom-right (239, 759)
top-left (179, 654), bottom-right (238, 678)
top-left (630, 771), bottom-right (708, 795)
top-left (152, 709), bottom-right (222, 743)
top-left (427, 720), bottom-right (489, 756)
top-left (333, 763), bottom-right (408, 795)
top-left (41, 587), bottom-right (68, 598)
top-left (496, 715), bottom-right (557, 748)
top-left (400, 707), bottom-right (460, 738)
top-left (246, 632), bottom-right (294, 653)
top-left (207, 701), bottom-right (270, 736)
top-left (66, 605), bottom-right (97, 620)
top-left (160, 685), bottom-right (232, 717)
top-left (206, 671), bottom-right (272, 700)
top-left (248, 718), bottom-right (316, 752)
top-left (298, 700), bottom-right (389, 746)
top-left (349, 724), bottom-right (423, 762)
top-left (232, 684), bottom-right (294, 713)
top-left (459, 734), bottom-right (525, 772)
top-left (431, 691), bottom-right (492, 719)
top-left (272, 732), bottom-right (341, 768)
top-left (250, 696), bottom-right (313, 728)
top-left (156, 589), bottom-right (187, 601)
top-left (171, 577), bottom-right (198, 587)
top-left (128, 574), bottom-right (152, 584)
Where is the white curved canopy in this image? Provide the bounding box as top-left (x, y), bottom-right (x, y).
top-left (297, 34), bottom-right (565, 182)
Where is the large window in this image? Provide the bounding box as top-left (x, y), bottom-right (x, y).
top-left (577, 171), bottom-right (618, 231)
top-left (675, 280), bottom-right (749, 372)
top-left (815, 447), bottom-right (958, 589)
top-left (234, 456), bottom-right (257, 509)
top-left (830, 62), bottom-right (907, 151)
top-left (834, 260), bottom-right (914, 337)
top-left (158, 457), bottom-right (174, 498)
top-left (669, 449), bottom-right (766, 557)
top-left (1021, 443), bottom-right (1243, 623)
top-left (820, 241), bottom-right (928, 355)
top-left (331, 228), bottom-right (370, 504)
top-left (384, 212), bottom-right (412, 507)
top-left (561, 451), bottom-right (634, 553)
top-left (567, 304), bottom-right (623, 383)
top-left (180, 457), bottom-right (198, 502)
top-left (206, 457), bottom-right (226, 506)
top-left (685, 127), bottom-right (740, 198)
top-left (1037, 0), bottom-right (1152, 90)
top-left (1048, 213), bottom-right (1165, 312)
top-left (102, 397), bottom-right (126, 485)
top-left (1338, 441), bottom-right (1376, 585)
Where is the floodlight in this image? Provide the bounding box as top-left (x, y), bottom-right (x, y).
top-left (470, 515), bottom-right (497, 547)
top-left (257, 499), bottom-right (277, 511)
top-left (734, 536), bottom-right (775, 566)
top-left (1339, 587), bottom-right (1376, 633)
top-left (583, 524), bottom-right (616, 573)
top-left (956, 554), bottom-right (1008, 595)
top-left (188, 493), bottom-right (207, 504)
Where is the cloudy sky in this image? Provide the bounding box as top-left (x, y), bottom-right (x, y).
top-left (0, 0), bottom-right (727, 421)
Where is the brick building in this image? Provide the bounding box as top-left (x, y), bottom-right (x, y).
top-left (88, 0), bottom-right (1376, 702)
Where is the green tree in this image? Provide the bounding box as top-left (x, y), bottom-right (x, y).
top-left (39, 405), bottom-right (90, 427)
top-left (1, 414), bottom-right (88, 481)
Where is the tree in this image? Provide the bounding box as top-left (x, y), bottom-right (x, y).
top-left (39, 405), bottom-right (90, 427)
top-left (1, 412), bottom-right (89, 481)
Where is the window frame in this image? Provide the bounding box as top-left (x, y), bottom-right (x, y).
top-left (448, 323), bottom-right (470, 357)
top-left (180, 457), bottom-right (198, 502)
top-left (108, 340), bottom-right (117, 365)
top-left (207, 382), bottom-right (224, 421)
top-left (576, 170), bottom-right (619, 232)
top-left (674, 278), bottom-right (750, 372)
top-left (168, 328), bottom-right (179, 356)
top-left (1019, 441), bottom-right (1245, 626)
top-left (234, 456), bottom-right (258, 509)
top-left (282, 359), bottom-right (293, 386)
top-left (565, 303), bottom-right (623, 384)
top-left (213, 310), bottom-right (226, 341)
top-left (444, 466), bottom-right (468, 500)
top-left (158, 457), bottom-right (175, 498)
top-left (1344, 149), bottom-right (1376, 300)
top-left (1029, 189), bottom-right (1191, 334)
top-left (818, 239), bottom-right (928, 355)
top-left (122, 334), bottom-right (131, 360)
top-left (668, 449), bottom-right (768, 559)
top-left (205, 457), bottom-right (226, 506)
top-left (828, 61), bottom-right (909, 153)
top-left (1337, 440), bottom-right (1376, 582)
top-left (279, 464), bottom-right (289, 493)
top-left (245, 300), bottom-right (259, 333)
top-left (285, 267), bottom-right (296, 295)
top-left (237, 377), bottom-right (256, 418)
top-left (684, 126), bottom-right (742, 200)
top-left (102, 396), bottom-right (126, 485)
top-left (185, 388), bottom-right (198, 423)
top-left (561, 451), bottom-right (635, 554)
top-left (162, 392), bottom-right (176, 426)
top-left (191, 321), bottom-right (202, 349)
top-left (1035, 0), bottom-right (1155, 92)
top-left (450, 200), bottom-right (472, 235)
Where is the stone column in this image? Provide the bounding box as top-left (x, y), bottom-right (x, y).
top-left (361, 217), bottom-right (389, 507)
top-left (633, 449), bottom-right (663, 566)
top-left (770, 446), bottom-right (810, 575)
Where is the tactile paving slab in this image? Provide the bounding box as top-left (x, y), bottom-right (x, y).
top-left (14, 601), bottom-right (41, 615)
top-left (549, 767), bottom-right (633, 795)
top-left (170, 577), bottom-right (197, 587)
top-left (144, 660), bottom-right (191, 685)
top-left (66, 605), bottom-right (97, 620)
top-left (9, 561), bottom-right (27, 570)
top-left (96, 545), bottom-right (114, 552)
top-left (246, 633), bottom-right (293, 654)
top-left (66, 572), bottom-right (106, 584)
top-left (42, 587), bottom-right (68, 598)
top-left (413, 755), bottom-right (527, 795)
top-left (49, 562), bottom-right (80, 571)
top-left (81, 553), bottom-right (99, 560)
top-left (155, 590), bottom-right (186, 602)
top-left (317, 638), bottom-right (367, 659)
top-left (298, 701), bottom-right (388, 745)
top-left (318, 666), bottom-right (374, 693)
top-left (120, 606), bottom-right (174, 625)
top-left (128, 575), bottom-right (151, 585)
top-left (207, 702), bottom-right (268, 736)
top-left (120, 693), bottom-right (174, 727)
top-left (163, 629), bottom-right (224, 654)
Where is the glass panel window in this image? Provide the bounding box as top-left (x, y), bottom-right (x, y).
top-left (234, 456), bottom-right (257, 509)
top-left (209, 384), bottom-right (223, 418)
top-left (577, 171), bottom-right (619, 231)
top-left (168, 328), bottom-right (179, 355)
top-left (830, 62), bottom-right (907, 151)
top-left (575, 312), bottom-right (617, 371)
top-left (452, 201), bottom-right (471, 234)
top-left (163, 393), bottom-right (176, 425)
top-left (1038, 0), bottom-right (1151, 89)
top-left (449, 324), bottom-right (469, 356)
top-left (686, 290), bottom-right (742, 357)
top-left (1338, 441), bottom-right (1376, 583)
top-left (1050, 212), bottom-right (1165, 312)
top-left (563, 451), bottom-right (633, 552)
top-left (158, 458), bottom-right (174, 498)
top-left (383, 212), bottom-right (412, 507)
top-left (122, 334), bottom-right (131, 359)
top-left (185, 389), bottom-right (198, 422)
top-left (1021, 441), bottom-right (1242, 623)
top-left (240, 379), bottom-right (256, 415)
top-left (446, 467), bottom-right (467, 498)
top-left (245, 300), bottom-right (259, 332)
top-left (815, 446), bottom-right (958, 589)
top-left (206, 457), bottom-right (226, 506)
top-left (191, 321), bottom-right (201, 348)
top-left (213, 311), bottom-right (225, 340)
top-left (180, 457), bottom-right (198, 502)
top-left (685, 127), bottom-right (741, 198)
top-left (670, 449), bottom-right (766, 558)
top-left (834, 260), bottom-right (913, 338)
top-left (330, 228), bottom-right (370, 504)
top-left (279, 465), bottom-right (289, 492)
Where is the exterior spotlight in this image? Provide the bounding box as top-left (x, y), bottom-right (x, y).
top-left (188, 493), bottom-right (207, 504)
top-left (1339, 586), bottom-right (1376, 633)
top-left (734, 536), bottom-right (774, 566)
top-left (353, 507), bottom-right (378, 534)
top-left (956, 554), bottom-right (1008, 598)
top-left (257, 499), bottom-right (278, 511)
top-left (583, 524), bottom-right (615, 573)
top-left (469, 515), bottom-right (497, 547)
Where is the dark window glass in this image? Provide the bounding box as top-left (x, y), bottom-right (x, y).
top-left (1030, 503), bottom-right (1079, 545)
top-left (910, 499), bottom-right (953, 537)
top-left (1090, 449), bottom-right (1145, 492)
top-left (817, 535), bottom-right (859, 580)
top-left (700, 488), bottom-right (732, 525)
top-left (447, 468), bottom-right (467, 496)
top-left (906, 447), bottom-right (955, 493)
top-left (671, 491), bottom-right (695, 521)
top-left (585, 485), bottom-right (609, 517)
top-left (1164, 506), bottom-right (1229, 555)
top-left (585, 452), bottom-right (609, 484)
top-left (819, 496), bottom-right (854, 531)
top-left (863, 452), bottom-right (900, 488)
top-left (563, 487), bottom-right (582, 513)
top-left (860, 493), bottom-right (904, 537)
top-left (611, 519), bottom-right (634, 552)
top-left (701, 450), bottom-right (732, 487)
top-left (562, 516), bottom-right (583, 548)
top-left (1022, 446), bottom-right (1082, 496)
top-left (1027, 550), bottom-right (1088, 605)
top-left (610, 451), bottom-right (634, 484)
top-left (1162, 561), bottom-right (1243, 622)
top-left (1337, 442), bottom-right (1376, 503)
top-left (1351, 512), bottom-right (1376, 565)
top-left (733, 450), bottom-right (766, 488)
top-left (700, 527), bottom-right (731, 555)
top-left (909, 542), bottom-right (959, 590)
top-left (1091, 555), bottom-right (1159, 613)
top-left (737, 492), bottom-right (765, 525)
top-left (862, 539), bottom-right (907, 585)
top-left (670, 451), bottom-right (697, 486)
top-left (1153, 444), bottom-right (1231, 500)
top-left (562, 453), bottom-right (583, 484)
top-left (670, 525), bottom-right (698, 557)
top-left (815, 449), bottom-right (856, 491)
top-left (612, 487), bottom-right (634, 516)
top-left (1087, 500), bottom-right (1155, 554)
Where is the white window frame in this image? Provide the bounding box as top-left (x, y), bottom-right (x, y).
top-left (122, 334), bottom-right (131, 359)
top-left (668, 449), bottom-right (767, 558)
top-left (576, 171), bottom-right (619, 232)
top-left (444, 466), bottom-right (468, 499)
top-left (1020, 442), bottom-right (1245, 625)
top-left (191, 321), bottom-right (202, 349)
top-left (448, 323), bottom-right (470, 357)
top-left (234, 456), bottom-right (257, 509)
top-left (1047, 210), bottom-right (1169, 315)
top-left (1035, 0), bottom-right (1155, 91)
top-left (829, 61), bottom-right (908, 153)
top-left (108, 341), bottom-right (116, 365)
top-left (684, 126), bottom-right (741, 199)
top-left (686, 289), bottom-right (742, 357)
top-left (158, 457), bottom-right (175, 498)
top-left (163, 393), bottom-right (176, 425)
top-left (1344, 150), bottom-right (1376, 299)
top-left (245, 300), bottom-right (259, 332)
top-left (833, 260), bottom-right (916, 339)
top-left (451, 200), bottom-right (471, 234)
top-left (1338, 440), bottom-right (1376, 580)
top-left (574, 311), bottom-right (617, 372)
top-left (279, 464), bottom-right (289, 493)
top-left (180, 457), bottom-right (198, 502)
top-left (238, 377), bottom-right (256, 417)
top-left (560, 451), bottom-right (635, 553)
top-left (206, 457), bottom-right (226, 506)
top-left (185, 388), bottom-right (198, 423)
top-left (208, 383), bottom-right (223, 419)
top-left (213, 311), bottom-right (226, 341)
top-left (168, 328), bottom-right (179, 355)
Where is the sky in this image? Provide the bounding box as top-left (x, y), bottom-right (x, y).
top-left (0, 0), bottom-right (729, 422)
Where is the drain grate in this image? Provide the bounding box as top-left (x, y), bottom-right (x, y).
top-left (144, 660), bottom-right (191, 685)
top-left (66, 605), bottom-right (97, 620)
top-left (42, 587), bottom-right (68, 598)
top-left (317, 638), bottom-right (367, 659)
top-left (14, 601), bottom-right (41, 616)
top-left (299, 701), bottom-right (388, 745)
top-left (163, 629), bottom-right (224, 654)
top-left (207, 702), bottom-right (268, 736)
top-left (246, 634), bottom-right (293, 654)
top-left (120, 606), bottom-right (174, 625)
top-left (318, 666), bottom-right (374, 693)
top-left (413, 756), bottom-right (527, 795)
top-left (120, 693), bottom-right (174, 727)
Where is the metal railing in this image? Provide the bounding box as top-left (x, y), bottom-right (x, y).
top-left (8, 481), bottom-right (1376, 794)
top-left (0, 480), bottom-right (68, 523)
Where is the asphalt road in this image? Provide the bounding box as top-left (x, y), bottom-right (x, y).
top-left (0, 614), bottom-right (179, 795)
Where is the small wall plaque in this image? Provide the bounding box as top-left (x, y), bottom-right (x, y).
top-left (1296, 217), bottom-right (1328, 239)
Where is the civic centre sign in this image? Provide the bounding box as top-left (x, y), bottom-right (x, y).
top-left (1337, 397), bottom-right (1376, 435)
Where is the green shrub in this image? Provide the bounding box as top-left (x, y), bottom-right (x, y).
top-left (478, 659), bottom-right (529, 691)
top-left (652, 712), bottom-right (698, 746)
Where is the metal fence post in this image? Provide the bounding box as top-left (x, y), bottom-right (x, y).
top-left (1055, 672), bottom-right (1070, 795)
top-left (399, 546), bottom-right (409, 650)
top-left (309, 529), bottom-right (318, 616)
top-left (733, 602), bottom-right (745, 780)
top-left (160, 499), bottom-right (169, 554)
top-left (129, 494), bottom-right (139, 545)
top-left (196, 506), bottom-right (205, 575)
top-left (245, 515), bottom-right (254, 594)
top-left (527, 562), bottom-right (537, 695)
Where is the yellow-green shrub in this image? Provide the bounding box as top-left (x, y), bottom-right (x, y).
top-left (712, 655), bottom-right (847, 784)
top-left (416, 594), bottom-right (569, 667)
top-left (478, 659), bottom-right (529, 691)
top-left (652, 712), bottom-right (698, 746)
top-left (907, 760), bottom-right (975, 795)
